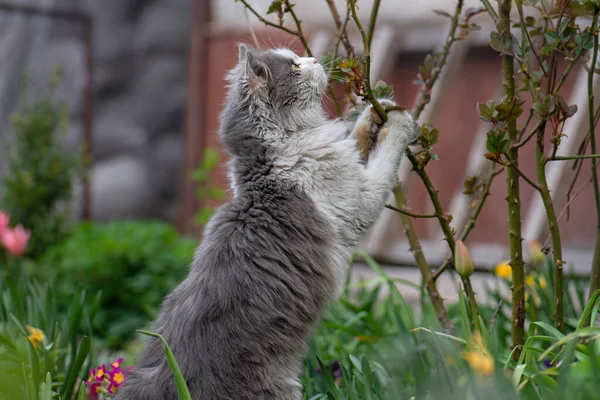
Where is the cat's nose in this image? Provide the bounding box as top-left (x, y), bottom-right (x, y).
top-left (299, 57), bottom-right (318, 66)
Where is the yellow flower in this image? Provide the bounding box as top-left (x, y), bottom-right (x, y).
top-left (495, 261), bottom-right (512, 279)
top-left (464, 351), bottom-right (495, 376)
top-left (539, 276), bottom-right (548, 290)
top-left (26, 326), bottom-right (44, 349)
top-left (113, 372), bottom-right (125, 384)
top-left (463, 333), bottom-right (494, 376)
top-left (525, 275), bottom-right (535, 287)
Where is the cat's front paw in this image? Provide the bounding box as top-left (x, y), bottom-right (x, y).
top-left (352, 100), bottom-right (416, 160)
top-left (377, 104), bottom-right (417, 149)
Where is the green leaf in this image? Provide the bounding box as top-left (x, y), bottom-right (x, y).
top-left (39, 372), bottom-right (52, 400)
top-left (316, 357), bottom-right (339, 398)
top-left (489, 31), bottom-right (516, 55)
top-left (61, 336), bottom-right (90, 400)
top-left (137, 330), bottom-right (192, 400)
top-left (432, 9), bottom-right (451, 18)
top-left (266, 0), bottom-right (284, 15)
top-left (578, 289), bottom-right (600, 329)
top-left (373, 81), bottom-right (394, 99)
top-left (478, 100), bottom-right (496, 123)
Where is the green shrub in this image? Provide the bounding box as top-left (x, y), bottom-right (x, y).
top-left (1, 79), bottom-right (80, 260)
top-left (41, 221), bottom-right (197, 348)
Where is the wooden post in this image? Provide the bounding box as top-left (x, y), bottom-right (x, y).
top-left (179, 0), bottom-right (211, 234)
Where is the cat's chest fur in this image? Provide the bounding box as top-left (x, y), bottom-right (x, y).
top-left (269, 120), bottom-right (365, 292)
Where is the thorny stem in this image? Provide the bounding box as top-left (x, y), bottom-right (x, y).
top-left (284, 1), bottom-right (311, 55)
top-left (498, 0), bottom-right (525, 357)
top-left (534, 119), bottom-right (565, 331)
top-left (519, 4), bottom-right (566, 329)
top-left (364, 0), bottom-right (461, 331)
top-left (433, 164), bottom-right (503, 281)
top-left (550, 154), bottom-right (600, 161)
top-left (589, 12), bottom-right (600, 300)
top-left (394, 187), bottom-right (454, 333)
top-left (517, 109), bottom-right (534, 142)
top-left (367, 0), bottom-right (381, 51)
top-left (397, 0), bottom-right (465, 259)
top-left (325, 0), bottom-right (354, 57)
top-left (516, 5), bottom-right (567, 309)
top-left (406, 153), bottom-right (456, 254)
top-left (513, 120), bottom-right (545, 149)
top-left (393, 0), bottom-right (464, 309)
top-left (385, 204), bottom-right (436, 219)
top-left (348, 0), bottom-right (454, 329)
top-left (516, 1), bottom-right (546, 76)
top-left (413, 0), bottom-right (464, 118)
top-left (349, 0), bottom-right (387, 121)
top-left (238, 0), bottom-right (298, 35)
top-left (555, 54), bottom-right (584, 94)
top-left (505, 162), bottom-right (540, 191)
top-left (480, 0), bottom-right (498, 23)
top-left (463, 277), bottom-right (482, 335)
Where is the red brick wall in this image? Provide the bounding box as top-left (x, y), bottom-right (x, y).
top-left (196, 31), bottom-right (597, 249)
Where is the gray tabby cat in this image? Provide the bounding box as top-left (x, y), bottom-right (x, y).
top-left (116, 44), bottom-right (415, 400)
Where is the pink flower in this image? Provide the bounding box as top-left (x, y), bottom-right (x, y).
top-left (110, 358), bottom-right (124, 369)
top-left (0, 211), bottom-right (8, 235)
top-left (88, 382), bottom-right (101, 400)
top-left (1, 225), bottom-right (30, 258)
top-left (85, 368), bottom-right (96, 385)
top-left (95, 365), bottom-right (106, 382)
top-left (107, 383), bottom-right (118, 395)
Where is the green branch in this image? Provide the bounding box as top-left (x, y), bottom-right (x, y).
top-left (399, 0), bottom-right (464, 279)
top-left (385, 204), bottom-right (437, 219)
top-left (589, 12), bottom-right (600, 300)
top-left (325, 0), bottom-right (354, 57)
top-left (367, 0), bottom-right (381, 50)
top-left (394, 187), bottom-right (454, 332)
top-left (349, 0), bottom-right (387, 121)
top-left (406, 152), bottom-right (456, 253)
top-left (238, 0), bottom-right (298, 36)
top-left (433, 164), bottom-right (503, 281)
top-left (550, 154), bottom-right (600, 161)
top-left (516, 0), bottom-right (546, 76)
top-left (513, 120), bottom-right (545, 149)
top-left (284, 1), bottom-right (311, 55)
top-left (535, 119), bottom-right (565, 331)
top-left (480, 0), bottom-right (498, 23)
top-left (413, 0), bottom-right (464, 118)
top-left (498, 0), bottom-right (525, 356)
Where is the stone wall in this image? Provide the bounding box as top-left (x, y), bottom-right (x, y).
top-left (0, 0), bottom-right (193, 223)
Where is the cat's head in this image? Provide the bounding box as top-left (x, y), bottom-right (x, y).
top-left (225, 44), bottom-right (328, 128)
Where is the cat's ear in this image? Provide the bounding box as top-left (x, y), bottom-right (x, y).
top-left (238, 43), bottom-right (252, 63)
top-left (237, 43), bottom-right (269, 81)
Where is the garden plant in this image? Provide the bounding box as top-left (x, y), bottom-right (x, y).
top-left (3, 0), bottom-right (600, 399)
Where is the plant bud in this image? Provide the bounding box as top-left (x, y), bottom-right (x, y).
top-left (530, 239), bottom-right (545, 264)
top-left (455, 240), bottom-right (473, 278)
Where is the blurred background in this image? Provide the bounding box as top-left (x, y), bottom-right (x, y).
top-left (0, 0), bottom-right (597, 288)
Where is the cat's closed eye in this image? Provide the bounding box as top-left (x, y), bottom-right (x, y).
top-left (291, 61), bottom-right (301, 70)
